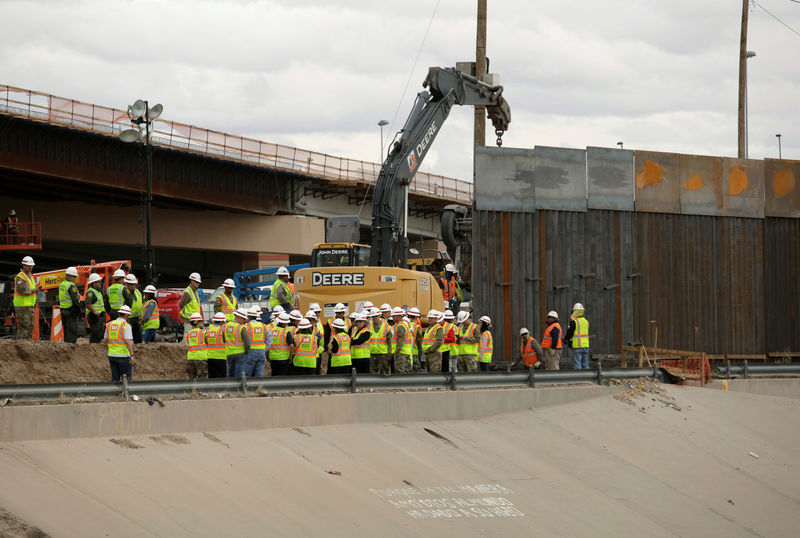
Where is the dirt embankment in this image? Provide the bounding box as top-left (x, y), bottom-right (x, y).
top-left (0, 340), bottom-right (188, 384)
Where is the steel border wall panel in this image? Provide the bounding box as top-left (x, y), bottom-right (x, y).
top-left (679, 154), bottom-right (723, 216)
top-left (587, 147), bottom-right (634, 211)
top-left (634, 151), bottom-right (681, 214)
top-left (764, 159), bottom-right (800, 218)
top-left (533, 146), bottom-right (587, 212)
top-left (474, 147), bottom-right (535, 212)
top-left (722, 157), bottom-right (765, 219)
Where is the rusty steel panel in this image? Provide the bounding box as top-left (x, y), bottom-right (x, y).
top-left (678, 154), bottom-right (723, 216)
top-left (533, 146), bottom-right (587, 211)
top-left (722, 157), bottom-right (765, 218)
top-left (474, 146), bottom-right (534, 212)
top-left (764, 218), bottom-right (800, 351)
top-left (764, 159), bottom-right (800, 218)
top-left (586, 146), bottom-right (634, 211)
top-left (634, 151), bottom-right (680, 214)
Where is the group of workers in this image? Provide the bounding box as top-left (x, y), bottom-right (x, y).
top-left (514, 303), bottom-right (591, 370)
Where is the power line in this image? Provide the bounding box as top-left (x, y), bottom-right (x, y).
top-left (752, 0), bottom-right (800, 38)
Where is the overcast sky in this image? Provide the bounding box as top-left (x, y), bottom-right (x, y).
top-left (2, 0), bottom-right (798, 181)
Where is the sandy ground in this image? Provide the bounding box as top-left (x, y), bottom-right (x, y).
top-left (0, 384), bottom-right (798, 537)
top-left (0, 340), bottom-right (188, 384)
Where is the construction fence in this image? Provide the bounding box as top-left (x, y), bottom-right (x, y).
top-left (473, 146), bottom-right (800, 361)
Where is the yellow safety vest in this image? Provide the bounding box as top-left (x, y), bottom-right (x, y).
top-left (457, 322), bottom-right (479, 357)
top-left (13, 271), bottom-right (37, 308)
top-left (391, 321), bottom-right (412, 356)
top-left (219, 293), bottom-right (237, 321)
top-left (422, 324), bottom-right (443, 352)
top-left (293, 332), bottom-right (317, 368)
top-left (106, 319), bottom-right (130, 356)
top-left (187, 328), bottom-right (207, 361)
top-left (180, 285), bottom-right (200, 320)
top-left (58, 279), bottom-right (76, 309)
top-left (205, 324), bottom-right (226, 360)
top-left (130, 289), bottom-right (143, 317)
top-left (269, 325), bottom-right (290, 361)
top-left (571, 317), bottom-right (590, 349)
top-left (248, 320), bottom-right (268, 350)
top-left (479, 331), bottom-right (493, 363)
top-left (224, 322), bottom-right (245, 356)
top-left (370, 319), bottom-right (390, 354)
top-left (410, 321), bottom-right (421, 357)
top-left (269, 279), bottom-right (292, 309)
top-left (107, 282), bottom-right (125, 310)
top-left (439, 321), bottom-right (455, 353)
top-left (314, 320), bottom-right (324, 354)
top-left (331, 332), bottom-right (352, 367)
top-left (142, 299), bottom-right (160, 330)
top-left (86, 287), bottom-right (105, 315)
top-left (351, 327), bottom-right (371, 359)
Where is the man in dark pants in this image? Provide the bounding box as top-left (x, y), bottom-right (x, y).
top-left (103, 305), bottom-right (135, 381)
top-left (84, 273), bottom-right (106, 343)
top-left (58, 266), bottom-right (82, 343)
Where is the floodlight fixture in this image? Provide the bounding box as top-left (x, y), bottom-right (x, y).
top-left (119, 128), bottom-right (142, 143)
top-left (147, 103), bottom-right (163, 121)
top-left (130, 99), bottom-right (146, 119)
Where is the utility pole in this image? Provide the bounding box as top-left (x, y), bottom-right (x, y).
top-left (738, 0), bottom-right (749, 158)
top-left (474, 0), bottom-right (487, 151)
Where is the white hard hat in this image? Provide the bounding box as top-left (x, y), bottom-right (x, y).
top-left (520, 327), bottom-right (529, 335)
top-left (21, 256), bottom-right (35, 266)
top-left (355, 313), bottom-right (367, 322)
top-left (213, 312), bottom-right (226, 322)
top-left (65, 267), bottom-right (78, 277)
top-left (298, 318), bottom-right (312, 330)
top-left (117, 305), bottom-right (131, 316)
top-left (144, 285), bottom-right (157, 294)
top-left (363, 301), bottom-right (374, 309)
top-left (456, 311), bottom-right (470, 323)
top-left (391, 306), bottom-right (405, 317)
top-left (277, 313), bottom-right (290, 324)
top-left (272, 305), bottom-right (285, 315)
top-left (479, 315), bottom-right (492, 324)
top-left (332, 318), bottom-right (346, 330)
top-left (112, 268), bottom-right (125, 278)
top-left (9, 209), bottom-right (16, 216)
top-left (380, 303), bottom-right (392, 313)
top-left (235, 308), bottom-right (249, 319)
top-left (190, 313), bottom-right (203, 322)
top-left (309, 302), bottom-right (321, 313)
top-left (289, 309), bottom-right (303, 321)
top-left (305, 310), bottom-right (317, 320)
top-left (189, 272), bottom-right (202, 283)
top-left (276, 266), bottom-right (289, 276)
top-left (349, 312), bottom-right (358, 319)
top-left (87, 273), bottom-right (102, 284)
top-left (573, 303), bottom-right (584, 311)
top-left (408, 306), bottom-right (420, 317)
top-left (223, 278), bottom-right (235, 288)
top-left (402, 316), bottom-right (410, 323)
top-left (547, 311), bottom-right (559, 319)
top-left (334, 302), bottom-right (347, 313)
top-left (427, 309), bottom-right (439, 319)
top-left (369, 307), bottom-right (381, 317)
top-left (248, 305), bottom-right (261, 317)
top-left (445, 263), bottom-right (456, 273)
top-left (124, 274), bottom-right (138, 285)
top-left (443, 309), bottom-right (455, 320)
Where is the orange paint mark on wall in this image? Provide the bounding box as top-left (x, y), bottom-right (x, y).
top-left (773, 167), bottom-right (796, 198)
top-left (681, 175), bottom-right (703, 191)
top-left (728, 168), bottom-right (749, 196)
top-left (636, 160), bottom-right (662, 189)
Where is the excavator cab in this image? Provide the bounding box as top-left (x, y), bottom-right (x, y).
top-left (310, 243), bottom-right (371, 268)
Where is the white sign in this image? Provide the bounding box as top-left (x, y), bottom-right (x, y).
top-left (379, 275), bottom-right (397, 283)
top-left (312, 272), bottom-right (364, 286)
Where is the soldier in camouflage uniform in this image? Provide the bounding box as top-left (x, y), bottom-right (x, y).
top-left (390, 307), bottom-right (413, 374)
top-left (422, 310), bottom-right (445, 373)
top-left (455, 311), bottom-right (480, 372)
top-left (14, 256), bottom-right (41, 339)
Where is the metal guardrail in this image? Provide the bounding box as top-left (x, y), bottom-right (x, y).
top-left (0, 85), bottom-right (473, 203)
top-left (716, 361), bottom-right (800, 379)
top-left (0, 367), bottom-right (659, 402)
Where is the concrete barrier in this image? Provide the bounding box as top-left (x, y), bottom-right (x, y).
top-left (719, 378), bottom-right (800, 399)
top-left (0, 385), bottom-right (622, 442)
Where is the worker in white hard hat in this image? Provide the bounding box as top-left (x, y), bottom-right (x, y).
top-left (327, 317), bottom-right (352, 375)
top-left (421, 310), bottom-right (445, 373)
top-left (103, 305), bottom-right (135, 381)
top-left (349, 312), bottom-right (371, 374)
top-left (2, 209), bottom-right (19, 242)
top-left (453, 310), bottom-right (480, 373)
top-left (368, 306), bottom-right (391, 375)
top-left (406, 307), bottom-right (423, 372)
top-left (225, 308), bottom-right (252, 378)
top-left (512, 328), bottom-right (541, 371)
top-left (309, 302), bottom-right (322, 314)
top-left (477, 316), bottom-right (493, 371)
top-left (439, 309), bottom-right (457, 374)
top-left (185, 313), bottom-right (208, 379)
top-left (85, 272), bottom-right (106, 343)
top-left (437, 263), bottom-right (463, 312)
top-left (214, 278), bottom-right (238, 322)
top-left (179, 272), bottom-right (202, 340)
top-left (269, 266), bottom-right (293, 313)
top-left (304, 309), bottom-right (324, 374)
top-left (106, 268), bottom-right (128, 321)
top-left (245, 305), bottom-right (270, 378)
top-left (362, 300), bottom-right (374, 311)
top-left (564, 302), bottom-right (590, 369)
top-left (13, 256), bottom-right (42, 339)
top-left (141, 285), bottom-right (160, 343)
top-left (290, 318), bottom-right (318, 375)
top-left (379, 303), bottom-right (392, 325)
top-left (124, 274), bottom-right (143, 344)
top-left (389, 307), bottom-right (414, 374)
top-left (206, 312), bottom-right (228, 378)
top-left (58, 267), bottom-right (82, 343)
top-left (323, 302), bottom-right (350, 359)
top-left (541, 310), bottom-right (563, 370)
top-left (268, 312), bottom-right (293, 376)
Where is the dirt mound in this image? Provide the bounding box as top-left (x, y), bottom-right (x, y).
top-left (0, 340), bottom-right (187, 384)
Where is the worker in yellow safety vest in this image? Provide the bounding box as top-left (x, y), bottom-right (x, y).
top-left (13, 256), bottom-right (42, 340)
top-left (215, 278), bottom-right (238, 322)
top-left (106, 268), bottom-right (127, 321)
top-left (369, 307), bottom-right (392, 375)
top-left (103, 305), bottom-right (135, 381)
top-left (350, 312), bottom-right (372, 374)
top-left (422, 310), bottom-right (445, 373)
top-left (327, 318), bottom-right (352, 375)
top-left (185, 312), bottom-right (208, 379)
top-left (245, 305), bottom-right (269, 377)
top-left (407, 307), bottom-right (423, 373)
top-left (477, 315), bottom-right (493, 371)
top-left (178, 272), bottom-right (202, 340)
top-left (564, 302), bottom-right (590, 369)
top-left (205, 312), bottom-right (228, 378)
top-left (58, 266), bottom-right (81, 343)
top-left (125, 274), bottom-right (143, 344)
top-left (306, 306), bottom-right (325, 374)
top-left (269, 266), bottom-right (293, 312)
top-left (291, 318), bottom-right (318, 375)
top-left (224, 308), bottom-right (251, 378)
top-left (390, 307), bottom-right (414, 374)
top-left (268, 313), bottom-right (292, 376)
top-left (454, 311), bottom-right (480, 372)
top-left (141, 285), bottom-right (160, 344)
top-left (85, 273), bottom-right (106, 343)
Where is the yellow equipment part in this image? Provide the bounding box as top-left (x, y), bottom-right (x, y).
top-left (294, 266), bottom-right (445, 322)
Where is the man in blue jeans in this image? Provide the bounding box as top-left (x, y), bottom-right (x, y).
top-left (104, 305), bottom-right (135, 381)
top-left (564, 302), bottom-right (591, 369)
top-left (225, 308), bottom-right (251, 378)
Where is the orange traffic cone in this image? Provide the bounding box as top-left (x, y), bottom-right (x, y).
top-left (51, 306), bottom-right (63, 342)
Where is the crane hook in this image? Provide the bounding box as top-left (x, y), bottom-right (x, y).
top-left (495, 129), bottom-right (505, 147)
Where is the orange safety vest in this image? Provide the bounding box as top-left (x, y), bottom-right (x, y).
top-left (521, 336), bottom-right (540, 366)
top-left (437, 275), bottom-right (458, 300)
top-left (542, 322), bottom-right (563, 349)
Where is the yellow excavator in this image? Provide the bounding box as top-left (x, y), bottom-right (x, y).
top-left (294, 66), bottom-right (510, 320)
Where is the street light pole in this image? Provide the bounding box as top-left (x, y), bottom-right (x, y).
top-left (377, 119), bottom-right (389, 163)
top-left (745, 50), bottom-right (756, 159)
top-left (776, 134), bottom-right (782, 159)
